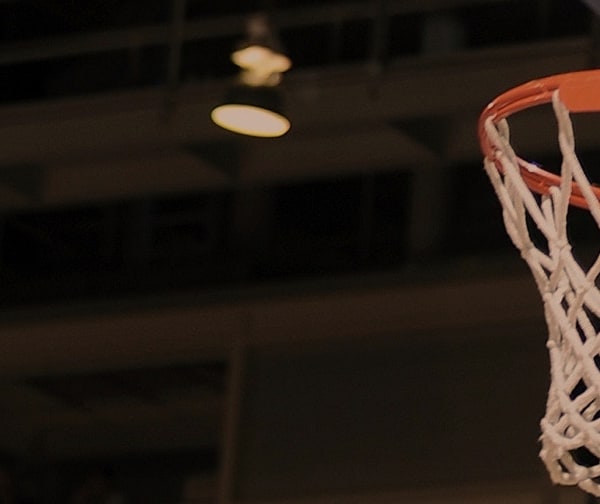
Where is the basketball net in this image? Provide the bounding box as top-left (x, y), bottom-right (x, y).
top-left (482, 87), bottom-right (600, 495)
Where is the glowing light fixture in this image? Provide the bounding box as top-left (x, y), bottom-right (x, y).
top-left (211, 104), bottom-right (289, 138)
top-left (211, 14), bottom-right (292, 138)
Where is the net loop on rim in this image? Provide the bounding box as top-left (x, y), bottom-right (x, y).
top-left (479, 70), bottom-right (600, 209)
top-left (479, 70), bottom-right (600, 496)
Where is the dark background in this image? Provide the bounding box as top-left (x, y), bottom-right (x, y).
top-left (0, 0), bottom-right (596, 502)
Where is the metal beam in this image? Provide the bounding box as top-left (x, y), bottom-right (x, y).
top-left (0, 0), bottom-right (515, 66)
top-left (0, 37), bottom-right (589, 209)
top-left (0, 269), bottom-right (541, 378)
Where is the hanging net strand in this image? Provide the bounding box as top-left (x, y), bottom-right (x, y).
top-left (481, 75), bottom-right (600, 496)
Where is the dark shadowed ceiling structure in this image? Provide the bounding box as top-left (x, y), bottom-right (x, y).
top-left (0, 0), bottom-right (594, 304)
top-left (0, 0), bottom-right (599, 502)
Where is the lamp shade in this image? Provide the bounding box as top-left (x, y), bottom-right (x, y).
top-left (211, 85), bottom-right (290, 138)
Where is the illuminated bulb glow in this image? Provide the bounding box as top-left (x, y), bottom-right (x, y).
top-left (231, 45), bottom-right (291, 74)
top-left (211, 104), bottom-right (290, 138)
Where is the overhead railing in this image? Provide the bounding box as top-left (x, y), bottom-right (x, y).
top-left (0, 0), bottom-right (547, 66)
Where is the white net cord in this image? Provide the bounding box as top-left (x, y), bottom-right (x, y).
top-left (483, 91), bottom-right (600, 496)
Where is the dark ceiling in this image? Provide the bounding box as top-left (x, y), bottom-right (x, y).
top-left (0, 0), bottom-right (593, 309)
top-left (0, 0), bottom-right (598, 501)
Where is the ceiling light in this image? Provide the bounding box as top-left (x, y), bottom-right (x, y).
top-left (211, 86), bottom-right (290, 138)
top-left (211, 14), bottom-right (291, 138)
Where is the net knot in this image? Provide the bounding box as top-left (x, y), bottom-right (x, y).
top-left (519, 242), bottom-right (537, 262)
top-left (542, 291), bottom-right (554, 302)
top-left (555, 238), bottom-right (570, 251)
top-left (575, 283), bottom-right (591, 297)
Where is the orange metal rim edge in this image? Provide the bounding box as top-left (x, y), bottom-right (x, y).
top-left (478, 69), bottom-right (600, 210)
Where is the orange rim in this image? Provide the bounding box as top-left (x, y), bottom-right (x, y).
top-left (478, 70), bottom-right (600, 210)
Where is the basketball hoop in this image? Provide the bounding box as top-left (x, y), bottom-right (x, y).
top-left (479, 69), bottom-right (600, 496)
